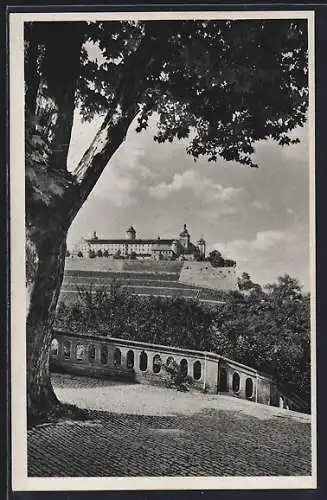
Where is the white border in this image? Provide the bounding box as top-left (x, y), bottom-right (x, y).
top-left (10, 9), bottom-right (316, 491)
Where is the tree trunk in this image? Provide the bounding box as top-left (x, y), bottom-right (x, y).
top-left (26, 225), bottom-right (67, 423)
top-left (24, 25), bottom-right (156, 424)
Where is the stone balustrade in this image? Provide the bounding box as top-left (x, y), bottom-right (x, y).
top-left (49, 329), bottom-right (284, 408)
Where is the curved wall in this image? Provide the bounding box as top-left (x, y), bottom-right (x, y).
top-left (50, 330), bottom-right (277, 408)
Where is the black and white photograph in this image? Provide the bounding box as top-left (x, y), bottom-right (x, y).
top-left (10, 9), bottom-right (315, 490)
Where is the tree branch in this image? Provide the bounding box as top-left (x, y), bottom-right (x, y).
top-left (68, 27), bottom-right (156, 223)
top-left (47, 25), bottom-right (84, 170)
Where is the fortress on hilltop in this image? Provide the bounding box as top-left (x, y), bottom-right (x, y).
top-left (74, 223), bottom-right (206, 261)
top-left (69, 224), bottom-right (238, 292)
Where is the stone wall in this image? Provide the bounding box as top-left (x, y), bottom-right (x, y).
top-left (50, 331), bottom-right (219, 393)
top-left (65, 258), bottom-right (125, 273)
top-left (179, 262), bottom-right (238, 291)
top-left (50, 330), bottom-right (277, 407)
top-left (64, 258), bottom-right (183, 274)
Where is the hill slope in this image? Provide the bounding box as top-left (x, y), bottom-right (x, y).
top-left (60, 258), bottom-right (230, 305)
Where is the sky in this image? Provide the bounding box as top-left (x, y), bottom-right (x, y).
top-left (67, 112), bottom-right (311, 291)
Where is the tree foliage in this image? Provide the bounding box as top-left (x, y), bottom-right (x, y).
top-left (213, 274), bottom-right (310, 401)
top-left (206, 250), bottom-right (236, 267)
top-left (25, 19), bottom-right (308, 175)
top-left (56, 281), bottom-right (216, 350)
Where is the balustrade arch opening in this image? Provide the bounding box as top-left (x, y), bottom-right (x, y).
top-left (127, 350), bottom-right (134, 369)
top-left (153, 354), bottom-right (162, 374)
top-left (114, 348), bottom-right (122, 366)
top-left (232, 372), bottom-right (240, 393)
top-left (180, 359), bottom-right (188, 378)
top-left (88, 344), bottom-right (96, 362)
top-left (63, 340), bottom-right (71, 360)
top-left (50, 338), bottom-right (58, 357)
top-left (101, 345), bottom-right (108, 364)
top-left (245, 377), bottom-right (253, 399)
top-left (140, 351), bottom-right (148, 371)
top-left (193, 361), bottom-right (202, 380)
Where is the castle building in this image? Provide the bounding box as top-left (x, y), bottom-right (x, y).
top-left (74, 224), bottom-right (206, 261)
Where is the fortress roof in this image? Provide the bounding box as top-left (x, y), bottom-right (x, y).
top-left (85, 238), bottom-right (174, 245)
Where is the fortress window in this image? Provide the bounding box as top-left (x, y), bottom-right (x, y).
top-left (245, 378), bottom-right (253, 399)
top-left (63, 341), bottom-right (71, 360)
top-left (140, 351), bottom-right (148, 371)
top-left (76, 344), bottom-right (85, 361)
top-left (114, 348), bottom-right (121, 366)
top-left (193, 361), bottom-right (202, 380)
top-left (232, 372), bottom-right (240, 393)
top-left (153, 354), bottom-right (162, 374)
top-left (50, 338), bottom-right (58, 357)
top-left (101, 345), bottom-right (108, 364)
top-left (127, 350), bottom-right (134, 369)
top-left (180, 359), bottom-right (188, 377)
top-left (88, 344), bottom-right (96, 362)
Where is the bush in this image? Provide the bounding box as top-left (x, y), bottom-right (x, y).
top-left (88, 249), bottom-right (96, 259)
top-left (97, 249), bottom-right (103, 257)
top-left (77, 250), bottom-right (83, 257)
top-left (103, 249), bottom-right (109, 257)
top-left (162, 359), bottom-right (193, 392)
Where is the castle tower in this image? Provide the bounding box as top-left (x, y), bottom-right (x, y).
top-left (197, 237), bottom-right (206, 259)
top-left (126, 225), bottom-right (136, 240)
top-left (179, 224), bottom-right (190, 251)
top-left (171, 239), bottom-right (179, 256)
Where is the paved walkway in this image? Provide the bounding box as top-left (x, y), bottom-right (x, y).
top-left (27, 374), bottom-right (312, 477)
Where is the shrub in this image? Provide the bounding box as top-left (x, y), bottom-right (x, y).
top-left (162, 359), bottom-right (193, 392)
top-left (77, 250), bottom-right (83, 257)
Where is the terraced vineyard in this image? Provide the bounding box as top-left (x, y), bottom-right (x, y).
top-left (60, 268), bottom-right (228, 306)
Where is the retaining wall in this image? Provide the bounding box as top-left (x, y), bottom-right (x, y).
top-left (65, 257), bottom-right (183, 274)
top-left (179, 262), bottom-right (238, 291)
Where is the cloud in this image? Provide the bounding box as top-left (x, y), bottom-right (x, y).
top-left (213, 230), bottom-right (293, 262)
top-left (89, 173), bottom-right (139, 207)
top-left (211, 229), bottom-right (310, 289)
top-left (251, 200), bottom-right (271, 211)
top-left (148, 169), bottom-right (242, 201)
top-left (68, 112), bottom-right (158, 181)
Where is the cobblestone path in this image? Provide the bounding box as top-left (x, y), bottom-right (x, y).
top-left (27, 375), bottom-right (312, 477)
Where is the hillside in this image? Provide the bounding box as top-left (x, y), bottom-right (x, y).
top-left (60, 258), bottom-right (230, 306)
